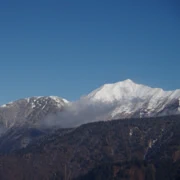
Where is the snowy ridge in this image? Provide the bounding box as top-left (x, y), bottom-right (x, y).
top-left (76, 79), bottom-right (180, 121)
top-left (85, 79), bottom-right (177, 102)
top-left (1, 96), bottom-right (69, 109)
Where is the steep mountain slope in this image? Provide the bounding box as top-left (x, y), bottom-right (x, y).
top-left (0, 115), bottom-right (179, 180)
top-left (0, 96), bottom-right (68, 129)
top-left (0, 126), bottom-right (48, 153)
top-left (0, 96), bottom-right (69, 151)
top-left (77, 116), bottom-right (180, 180)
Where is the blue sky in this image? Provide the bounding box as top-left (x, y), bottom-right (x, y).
top-left (0, 0), bottom-right (180, 104)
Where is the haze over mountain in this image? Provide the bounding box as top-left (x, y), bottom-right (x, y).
top-left (0, 79), bottom-right (180, 129)
top-left (0, 96), bottom-right (68, 129)
top-left (41, 79), bottom-right (180, 128)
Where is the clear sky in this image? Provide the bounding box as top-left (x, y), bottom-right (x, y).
top-left (0, 0), bottom-right (180, 104)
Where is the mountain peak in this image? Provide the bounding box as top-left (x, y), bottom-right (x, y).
top-left (85, 79), bottom-right (179, 104)
top-left (104, 79), bottom-right (135, 86)
top-left (114, 79), bottom-right (136, 87)
top-left (122, 79), bottom-right (134, 83)
top-left (86, 79), bottom-right (144, 102)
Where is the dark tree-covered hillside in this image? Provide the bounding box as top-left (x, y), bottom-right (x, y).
top-left (0, 115), bottom-right (180, 179)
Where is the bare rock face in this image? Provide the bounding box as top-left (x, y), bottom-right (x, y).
top-left (0, 96), bottom-right (68, 129)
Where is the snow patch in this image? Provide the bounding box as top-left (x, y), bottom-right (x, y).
top-left (129, 128), bottom-right (133, 136)
top-left (0, 102), bottom-right (13, 108)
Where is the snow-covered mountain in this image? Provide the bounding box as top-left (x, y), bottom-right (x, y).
top-left (0, 96), bottom-right (69, 130)
top-left (64, 79), bottom-right (180, 126)
top-left (0, 96), bottom-right (69, 152)
top-left (0, 96), bottom-right (69, 151)
top-left (87, 79), bottom-right (180, 117)
top-left (85, 79), bottom-right (180, 103)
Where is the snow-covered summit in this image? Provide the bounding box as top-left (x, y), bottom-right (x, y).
top-left (85, 79), bottom-right (179, 103)
top-left (75, 79), bottom-right (180, 122)
top-left (1, 96), bottom-right (69, 108)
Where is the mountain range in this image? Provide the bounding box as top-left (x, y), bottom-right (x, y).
top-left (0, 79), bottom-right (180, 179)
top-left (0, 79), bottom-right (180, 129)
